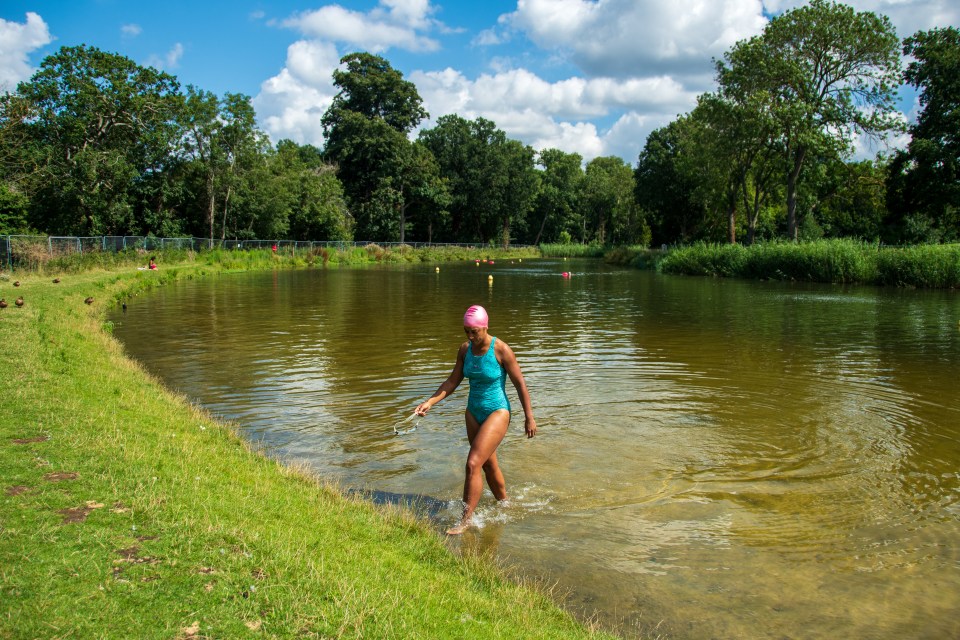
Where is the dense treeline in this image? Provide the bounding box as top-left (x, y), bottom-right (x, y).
top-left (0, 1), bottom-right (957, 247)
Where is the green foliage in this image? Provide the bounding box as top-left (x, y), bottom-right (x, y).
top-left (659, 239), bottom-right (960, 287)
top-left (876, 244), bottom-right (960, 287)
top-left (634, 118), bottom-right (705, 244)
top-left (886, 27), bottom-right (960, 243)
top-left (321, 53), bottom-right (436, 242)
top-left (13, 45), bottom-right (182, 235)
top-left (582, 156), bottom-right (649, 246)
top-left (0, 183), bottom-right (30, 234)
top-left (539, 242), bottom-right (605, 258)
top-left (322, 52), bottom-right (427, 136)
top-left (716, 0), bottom-right (902, 240)
top-left (530, 148), bottom-right (583, 244)
top-left (419, 115), bottom-right (538, 246)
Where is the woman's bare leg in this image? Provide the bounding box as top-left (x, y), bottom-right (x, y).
top-left (447, 409), bottom-right (509, 535)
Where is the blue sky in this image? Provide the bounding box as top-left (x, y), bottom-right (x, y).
top-left (3, 1), bottom-right (957, 164)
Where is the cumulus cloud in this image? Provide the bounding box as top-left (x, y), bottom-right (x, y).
top-left (408, 66), bottom-right (696, 161)
top-left (281, 0), bottom-right (442, 52)
top-left (121, 23), bottom-right (142, 38)
top-left (0, 12), bottom-right (53, 91)
top-left (253, 39), bottom-right (342, 146)
top-left (501, 0), bottom-right (768, 80)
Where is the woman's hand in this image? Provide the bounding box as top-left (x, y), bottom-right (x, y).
top-left (524, 416), bottom-right (537, 438)
top-left (415, 401), bottom-right (432, 417)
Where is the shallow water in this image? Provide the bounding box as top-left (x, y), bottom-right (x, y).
top-left (110, 259), bottom-right (960, 639)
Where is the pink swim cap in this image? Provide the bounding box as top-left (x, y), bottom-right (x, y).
top-left (463, 305), bottom-right (489, 327)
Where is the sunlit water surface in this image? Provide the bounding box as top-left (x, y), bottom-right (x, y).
top-left (110, 259), bottom-right (960, 639)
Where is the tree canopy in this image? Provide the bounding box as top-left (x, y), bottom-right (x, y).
top-left (715, 0), bottom-right (902, 240)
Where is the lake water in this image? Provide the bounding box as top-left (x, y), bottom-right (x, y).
top-left (110, 258), bottom-right (960, 639)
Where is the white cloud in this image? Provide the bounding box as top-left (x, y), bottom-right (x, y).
top-left (253, 39), bottom-right (342, 147)
top-left (472, 28), bottom-right (503, 47)
top-left (501, 0), bottom-right (768, 79)
top-left (148, 42), bottom-right (184, 71)
top-left (281, 0), bottom-right (441, 53)
top-left (762, 0), bottom-right (960, 39)
top-left (0, 12), bottom-right (53, 91)
top-left (121, 23), bottom-right (142, 38)
top-left (409, 66), bottom-right (696, 162)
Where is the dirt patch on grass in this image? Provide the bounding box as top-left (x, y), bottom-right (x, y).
top-left (12, 436), bottom-right (50, 444)
top-left (5, 485), bottom-right (31, 496)
top-left (113, 544), bottom-right (161, 581)
top-left (58, 500), bottom-right (104, 523)
top-left (43, 472), bottom-right (78, 482)
top-left (116, 545), bottom-right (159, 565)
top-left (59, 505), bottom-right (96, 523)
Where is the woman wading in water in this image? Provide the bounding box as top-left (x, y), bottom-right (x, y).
top-left (416, 305), bottom-right (537, 535)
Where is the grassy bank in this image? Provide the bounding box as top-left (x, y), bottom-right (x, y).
top-left (0, 263), bottom-right (613, 638)
top-left (658, 239), bottom-right (960, 288)
top-left (12, 243), bottom-right (542, 275)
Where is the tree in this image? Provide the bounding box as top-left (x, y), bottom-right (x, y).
top-left (809, 158), bottom-right (887, 240)
top-left (497, 139), bottom-right (539, 247)
top-left (178, 88), bottom-right (267, 243)
top-left (10, 45), bottom-right (181, 234)
top-left (581, 156), bottom-right (647, 246)
top-left (322, 53), bottom-right (427, 135)
top-left (274, 141), bottom-right (351, 241)
top-left (886, 27), bottom-right (960, 242)
top-left (321, 53), bottom-right (429, 240)
top-left (419, 115), bottom-right (537, 245)
top-left (686, 93), bottom-right (785, 245)
top-left (717, 0), bottom-right (902, 240)
top-left (634, 118), bottom-right (704, 245)
top-left (393, 141), bottom-right (450, 243)
top-left (530, 149), bottom-right (582, 245)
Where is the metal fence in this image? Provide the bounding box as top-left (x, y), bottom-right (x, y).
top-left (1, 235), bottom-right (502, 271)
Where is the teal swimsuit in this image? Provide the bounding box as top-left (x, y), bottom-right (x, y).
top-left (464, 337), bottom-right (510, 424)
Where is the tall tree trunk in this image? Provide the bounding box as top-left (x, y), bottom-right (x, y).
top-left (399, 200), bottom-right (408, 244)
top-left (533, 213), bottom-right (548, 246)
top-left (786, 146), bottom-right (805, 241)
top-left (220, 185), bottom-right (232, 242)
top-left (206, 173), bottom-right (216, 249)
top-left (728, 202), bottom-right (737, 244)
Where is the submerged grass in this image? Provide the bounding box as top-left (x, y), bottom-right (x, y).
top-left (658, 239), bottom-right (960, 288)
top-left (0, 262), bottom-right (613, 639)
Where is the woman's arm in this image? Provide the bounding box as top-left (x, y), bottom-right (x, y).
top-left (415, 342), bottom-right (467, 415)
top-left (498, 341), bottom-right (537, 438)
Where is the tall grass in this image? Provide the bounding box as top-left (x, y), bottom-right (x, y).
top-left (0, 262), bottom-right (614, 639)
top-left (875, 244), bottom-right (960, 288)
top-left (659, 239), bottom-right (960, 288)
top-left (9, 244), bottom-right (542, 275)
top-left (539, 243), bottom-right (606, 258)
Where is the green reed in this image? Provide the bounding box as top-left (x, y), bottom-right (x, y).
top-left (659, 239), bottom-right (960, 288)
